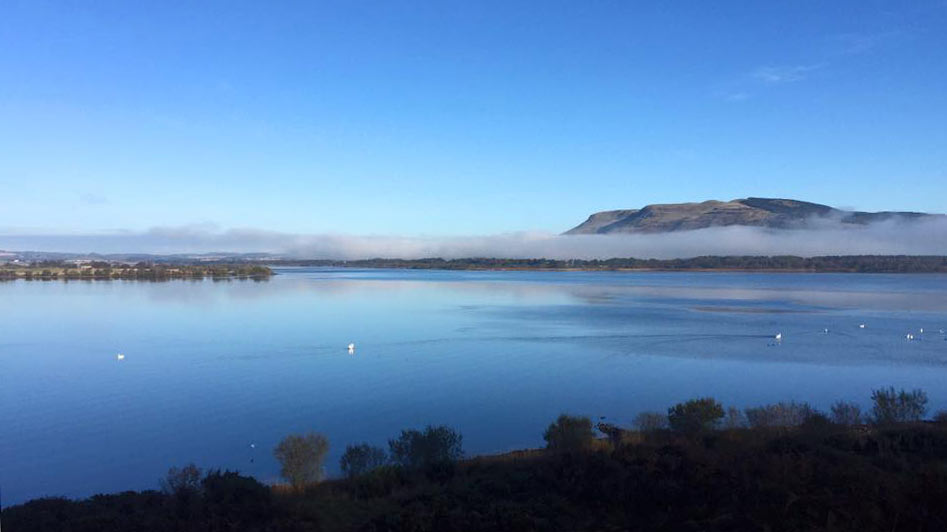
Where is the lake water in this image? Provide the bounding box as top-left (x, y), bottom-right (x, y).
top-left (2, 268), bottom-right (947, 504)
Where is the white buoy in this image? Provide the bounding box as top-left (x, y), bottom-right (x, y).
top-left (823, 328), bottom-right (829, 334)
top-left (919, 328), bottom-right (924, 334)
top-left (249, 443), bottom-right (255, 449)
top-left (347, 343), bottom-right (355, 354)
top-left (116, 353), bottom-right (125, 360)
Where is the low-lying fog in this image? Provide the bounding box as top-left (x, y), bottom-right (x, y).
top-left (3, 218), bottom-right (947, 259)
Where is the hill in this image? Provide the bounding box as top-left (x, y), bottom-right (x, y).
top-left (564, 197), bottom-right (942, 234)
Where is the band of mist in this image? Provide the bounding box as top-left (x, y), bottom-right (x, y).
top-left (3, 218), bottom-right (947, 259)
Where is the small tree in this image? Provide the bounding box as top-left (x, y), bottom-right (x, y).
top-left (934, 411), bottom-right (947, 424)
top-left (340, 443), bottom-right (388, 478)
top-left (633, 411), bottom-right (668, 433)
top-left (389, 425), bottom-right (463, 470)
top-left (871, 387), bottom-right (928, 424)
top-left (745, 402), bottom-right (816, 429)
top-left (274, 432), bottom-right (330, 490)
top-left (160, 463), bottom-right (202, 497)
top-left (667, 398), bottom-right (724, 435)
top-left (723, 407), bottom-right (746, 429)
top-left (543, 414), bottom-right (595, 450)
top-left (830, 401), bottom-right (863, 425)
top-left (160, 463), bottom-right (203, 514)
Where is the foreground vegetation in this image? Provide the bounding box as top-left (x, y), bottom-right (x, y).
top-left (0, 261), bottom-right (272, 281)
top-left (275, 255), bottom-right (947, 273)
top-left (5, 388), bottom-right (947, 531)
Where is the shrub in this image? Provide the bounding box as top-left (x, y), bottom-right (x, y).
top-left (830, 401), bottom-right (863, 425)
top-left (389, 425), bottom-right (463, 470)
top-left (597, 422), bottom-right (624, 446)
top-left (871, 387), bottom-right (928, 425)
top-left (351, 464), bottom-right (407, 499)
top-left (340, 443), bottom-right (388, 478)
top-left (201, 470), bottom-right (273, 521)
top-left (273, 432), bottom-right (330, 490)
top-left (632, 411), bottom-right (668, 432)
top-left (799, 412), bottom-right (835, 436)
top-left (667, 398), bottom-right (724, 435)
top-left (543, 414), bottom-right (596, 450)
top-left (934, 411), bottom-right (947, 424)
top-left (745, 402), bottom-right (816, 429)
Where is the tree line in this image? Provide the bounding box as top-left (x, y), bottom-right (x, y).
top-left (5, 386), bottom-right (947, 531)
top-left (0, 262), bottom-right (272, 281)
top-left (273, 255), bottom-right (947, 273)
top-left (178, 385), bottom-right (945, 490)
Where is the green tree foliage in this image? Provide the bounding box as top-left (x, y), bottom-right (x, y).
top-left (632, 411), bottom-right (668, 432)
top-left (274, 433), bottom-right (330, 490)
top-left (388, 425), bottom-right (463, 470)
top-left (830, 401), bottom-right (864, 425)
top-left (340, 443), bottom-right (388, 478)
top-left (543, 414), bottom-right (596, 450)
top-left (667, 398), bottom-right (724, 435)
top-left (871, 387), bottom-right (928, 424)
top-left (745, 401), bottom-right (817, 429)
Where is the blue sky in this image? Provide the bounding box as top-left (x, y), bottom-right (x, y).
top-left (1, 1), bottom-right (946, 241)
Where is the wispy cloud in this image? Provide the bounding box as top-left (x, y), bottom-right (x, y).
top-left (723, 91), bottom-right (750, 102)
top-left (832, 33), bottom-right (879, 55)
top-left (714, 60), bottom-right (827, 101)
top-left (752, 63), bottom-right (825, 84)
top-left (79, 192), bottom-right (109, 205)
top-left (829, 30), bottom-right (901, 57)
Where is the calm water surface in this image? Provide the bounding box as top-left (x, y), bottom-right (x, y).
top-left (2, 268), bottom-right (947, 503)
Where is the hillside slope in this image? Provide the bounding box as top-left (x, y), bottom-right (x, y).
top-left (565, 198), bottom-right (940, 234)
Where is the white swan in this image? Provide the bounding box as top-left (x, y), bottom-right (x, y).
top-left (347, 343), bottom-right (355, 354)
top-left (116, 353), bottom-right (125, 360)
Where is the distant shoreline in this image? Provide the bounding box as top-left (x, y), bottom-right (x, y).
top-left (0, 263), bottom-right (273, 281)
top-left (4, 256), bottom-right (947, 279)
top-left (268, 255), bottom-right (947, 274)
top-left (277, 266), bottom-right (939, 274)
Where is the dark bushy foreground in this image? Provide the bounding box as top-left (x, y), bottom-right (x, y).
top-left (4, 394), bottom-right (945, 531)
top-left (6, 421), bottom-right (947, 531)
